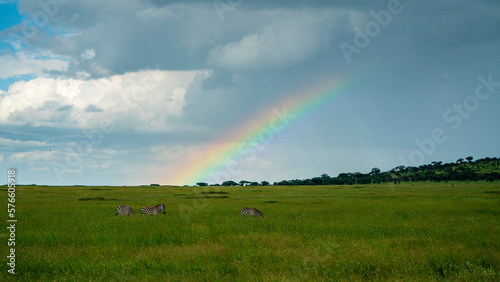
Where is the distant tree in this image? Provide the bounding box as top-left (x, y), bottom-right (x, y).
top-left (338, 173), bottom-right (349, 179)
top-left (311, 177), bottom-right (323, 185)
top-left (318, 174), bottom-right (330, 185)
top-left (353, 172), bottom-right (363, 184)
top-left (300, 179), bottom-right (312, 185)
top-left (275, 180), bottom-right (290, 186)
top-left (221, 180), bottom-right (238, 186)
top-left (196, 182), bottom-right (208, 186)
top-left (407, 166), bottom-right (418, 173)
top-left (395, 165), bottom-right (406, 173)
top-left (239, 180), bottom-right (250, 186)
top-left (237, 156), bottom-right (497, 186)
top-left (431, 161), bottom-right (443, 168)
top-left (359, 177), bottom-right (371, 184)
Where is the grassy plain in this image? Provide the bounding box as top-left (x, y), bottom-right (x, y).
top-left (1, 182), bottom-right (499, 281)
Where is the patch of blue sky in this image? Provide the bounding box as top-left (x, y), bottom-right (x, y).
top-left (0, 41), bottom-right (15, 52)
top-left (1, 1), bottom-right (67, 49)
top-left (0, 75), bottom-right (32, 91)
top-left (1, 2), bottom-right (22, 52)
top-left (0, 2), bottom-right (23, 30)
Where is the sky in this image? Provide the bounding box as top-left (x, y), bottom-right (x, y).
top-left (0, 0), bottom-right (499, 186)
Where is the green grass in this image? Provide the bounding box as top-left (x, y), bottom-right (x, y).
top-left (1, 182), bottom-right (499, 280)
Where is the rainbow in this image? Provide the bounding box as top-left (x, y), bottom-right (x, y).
top-left (166, 73), bottom-right (359, 186)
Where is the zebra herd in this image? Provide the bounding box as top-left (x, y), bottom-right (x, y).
top-left (116, 204), bottom-right (263, 218)
top-left (116, 204), bottom-right (166, 216)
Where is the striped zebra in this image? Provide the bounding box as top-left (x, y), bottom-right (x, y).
top-left (142, 204), bottom-right (166, 215)
top-left (116, 205), bottom-right (133, 216)
top-left (241, 207), bottom-right (264, 218)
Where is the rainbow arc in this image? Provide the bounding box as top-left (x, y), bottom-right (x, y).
top-left (166, 73), bottom-right (360, 186)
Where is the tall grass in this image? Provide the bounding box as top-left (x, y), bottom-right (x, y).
top-left (1, 182), bottom-right (499, 280)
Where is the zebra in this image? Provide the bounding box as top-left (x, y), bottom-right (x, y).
top-left (116, 205), bottom-right (133, 216)
top-left (241, 207), bottom-right (264, 218)
top-left (142, 204), bottom-right (166, 215)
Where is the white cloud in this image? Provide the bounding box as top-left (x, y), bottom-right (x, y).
top-left (0, 137), bottom-right (48, 147)
top-left (0, 154), bottom-right (3, 162)
top-left (91, 160), bottom-right (110, 169)
top-left (8, 150), bottom-right (55, 162)
top-left (345, 9), bottom-right (369, 29)
top-left (0, 69), bottom-right (212, 131)
top-left (136, 7), bottom-right (178, 21)
top-left (208, 11), bottom-right (337, 69)
top-left (81, 49), bottom-right (96, 61)
top-left (0, 51), bottom-right (69, 79)
top-left (150, 145), bottom-right (187, 162)
top-left (76, 71), bottom-right (91, 80)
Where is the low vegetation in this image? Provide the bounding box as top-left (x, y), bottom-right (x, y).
top-left (201, 156), bottom-right (500, 187)
top-left (1, 181), bottom-right (499, 280)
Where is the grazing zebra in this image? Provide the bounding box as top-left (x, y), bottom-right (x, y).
top-left (142, 204), bottom-right (166, 215)
top-left (241, 207), bottom-right (264, 218)
top-left (116, 205), bottom-right (133, 216)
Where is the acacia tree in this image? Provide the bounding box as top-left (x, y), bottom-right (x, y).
top-left (239, 180), bottom-right (251, 186)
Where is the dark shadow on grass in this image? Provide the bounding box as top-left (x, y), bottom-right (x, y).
top-left (184, 196), bottom-right (229, 199)
top-left (90, 188), bottom-right (114, 191)
top-left (78, 197), bottom-right (122, 201)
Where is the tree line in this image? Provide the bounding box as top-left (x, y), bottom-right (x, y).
top-left (196, 156), bottom-right (500, 187)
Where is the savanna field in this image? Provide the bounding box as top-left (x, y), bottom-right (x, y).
top-left (1, 182), bottom-right (499, 281)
